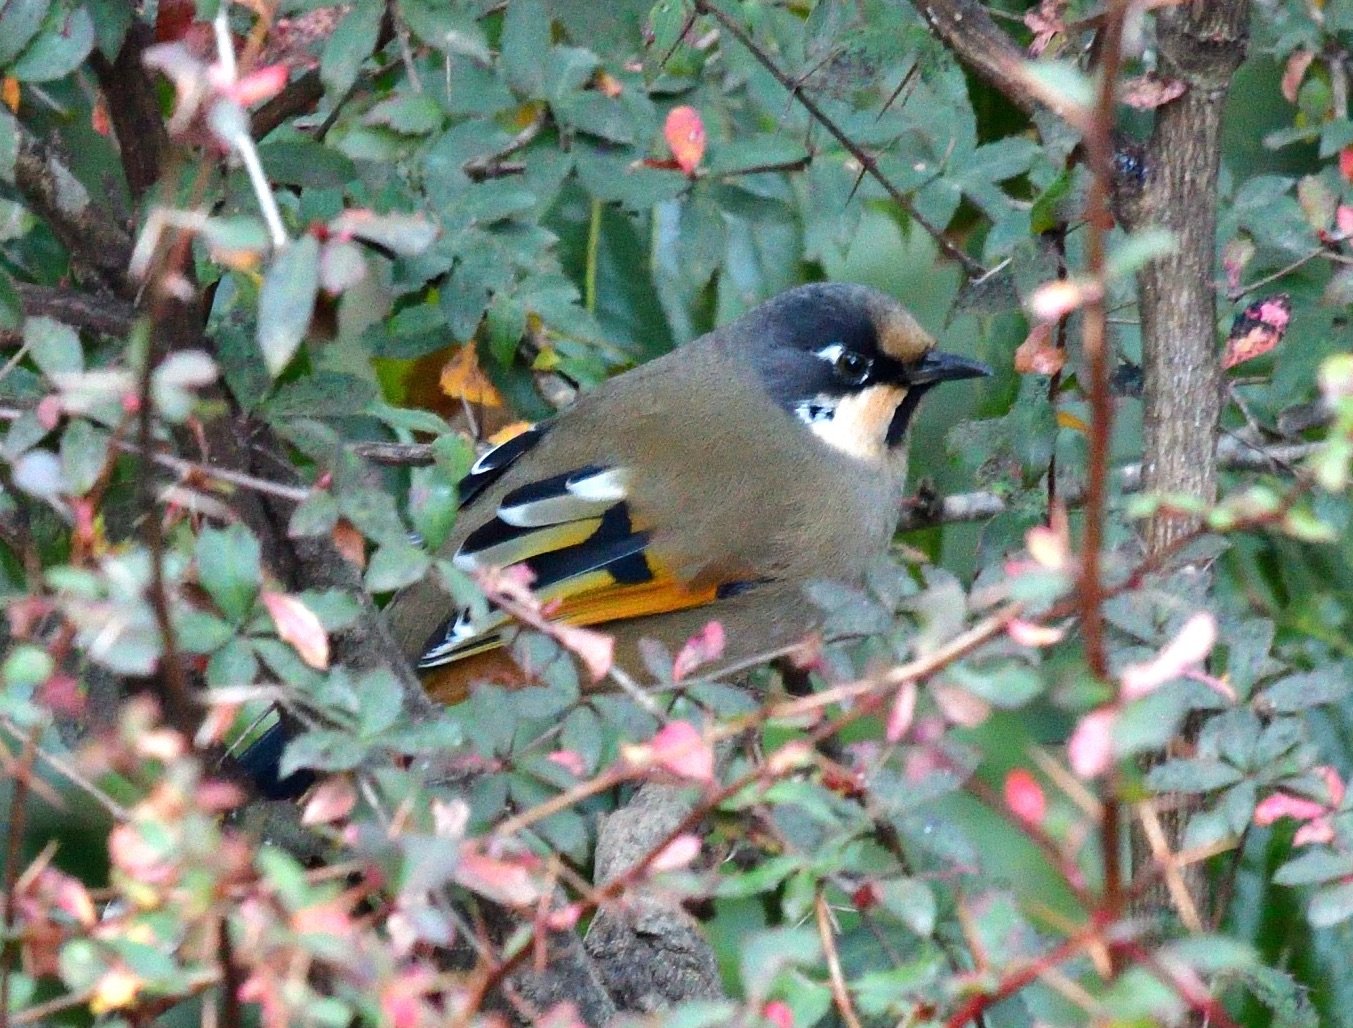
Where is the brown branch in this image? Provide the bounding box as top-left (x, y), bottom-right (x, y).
top-left (251, 70), bottom-right (324, 139)
top-left (0, 109), bottom-right (133, 296)
top-left (0, 726), bottom-right (39, 1028)
top-left (693, 0), bottom-right (987, 279)
top-left (897, 438), bottom-right (1318, 531)
top-left (90, 22), bottom-right (169, 205)
top-left (816, 890), bottom-right (864, 1028)
top-left (16, 285), bottom-right (135, 338)
top-left (909, 0), bottom-right (1091, 126)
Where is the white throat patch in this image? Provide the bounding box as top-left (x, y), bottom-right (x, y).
top-left (794, 385), bottom-right (906, 463)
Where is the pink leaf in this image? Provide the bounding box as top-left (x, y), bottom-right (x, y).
top-left (552, 622), bottom-right (614, 681)
top-left (1121, 612), bottom-right (1217, 700)
top-left (1004, 768), bottom-right (1047, 826)
top-left (1007, 618), bottom-right (1065, 648)
top-left (1028, 277), bottom-right (1102, 323)
top-left (547, 750), bottom-right (586, 777)
top-left (1318, 765), bottom-right (1346, 806)
top-left (1338, 205), bottom-right (1353, 237)
top-left (225, 64), bottom-right (289, 107)
top-left (1121, 73), bottom-right (1186, 110)
top-left (664, 106), bottom-right (706, 175)
top-left (262, 591), bottom-right (330, 669)
top-left (453, 849), bottom-right (542, 906)
top-left (672, 620), bottom-right (725, 681)
top-left (1068, 707), bottom-right (1117, 778)
top-left (301, 776), bottom-right (357, 826)
top-left (886, 680), bottom-right (918, 742)
top-left (650, 833), bottom-right (702, 872)
top-left (1341, 147), bottom-right (1353, 184)
top-left (934, 684), bottom-right (989, 728)
top-left (764, 1000), bottom-right (795, 1028)
top-left (629, 721), bottom-right (715, 783)
top-left (1282, 49), bottom-right (1316, 103)
top-left (1254, 792), bottom-right (1327, 826)
top-left (1294, 817), bottom-right (1336, 847)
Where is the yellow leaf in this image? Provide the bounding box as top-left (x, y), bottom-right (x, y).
top-left (440, 344), bottom-right (503, 407)
top-left (1055, 410), bottom-right (1089, 434)
top-left (2, 78), bottom-right (19, 113)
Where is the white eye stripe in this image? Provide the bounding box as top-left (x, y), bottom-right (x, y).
top-left (815, 343), bottom-right (847, 364)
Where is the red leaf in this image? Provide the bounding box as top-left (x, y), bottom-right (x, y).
top-left (672, 620), bottom-right (725, 681)
top-left (664, 106), bottom-right (706, 176)
top-left (1341, 147), bottom-right (1353, 184)
top-left (262, 591), bottom-right (330, 669)
top-left (764, 1000), bottom-right (795, 1028)
top-left (1004, 768), bottom-right (1047, 826)
top-left (1221, 293), bottom-right (1291, 369)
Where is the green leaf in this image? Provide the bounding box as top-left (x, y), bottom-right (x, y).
top-left (196, 524), bottom-right (262, 622)
top-left (408, 464), bottom-right (458, 551)
top-left (878, 877), bottom-right (937, 936)
top-left (24, 316), bottom-right (82, 376)
top-left (0, 0), bottom-right (48, 68)
top-left (206, 638), bottom-right (258, 687)
top-left (173, 610), bottom-right (235, 654)
top-left (320, 0), bottom-right (381, 97)
top-left (1146, 757), bottom-right (1244, 793)
top-left (8, 1), bottom-right (92, 82)
top-left (1309, 880), bottom-right (1353, 928)
top-left (0, 268), bottom-right (20, 331)
top-left (1260, 668), bottom-right (1353, 712)
top-left (1275, 849), bottom-right (1353, 887)
top-left (502, 0), bottom-right (550, 95)
top-left (259, 139), bottom-right (357, 189)
top-left (58, 418), bottom-right (108, 495)
top-left (485, 294), bottom-right (526, 365)
top-left (365, 541), bottom-right (431, 592)
top-left (257, 235), bottom-right (320, 376)
top-left (363, 92), bottom-right (446, 136)
top-left (1105, 228), bottom-right (1176, 280)
top-left (289, 490), bottom-right (339, 538)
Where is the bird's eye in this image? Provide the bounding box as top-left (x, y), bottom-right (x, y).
top-left (833, 349), bottom-right (872, 385)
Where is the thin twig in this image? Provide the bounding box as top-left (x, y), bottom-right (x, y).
top-left (1077, 0), bottom-right (1131, 931)
top-left (0, 726), bottom-right (39, 1028)
top-left (815, 890), bottom-right (864, 1028)
top-left (693, 0), bottom-right (987, 279)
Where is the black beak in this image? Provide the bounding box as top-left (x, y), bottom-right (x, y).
top-left (908, 350), bottom-right (992, 386)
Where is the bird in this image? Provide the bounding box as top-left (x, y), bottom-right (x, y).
top-left (238, 282), bottom-right (989, 794)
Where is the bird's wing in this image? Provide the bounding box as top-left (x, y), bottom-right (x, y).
top-left (418, 448), bottom-right (739, 671)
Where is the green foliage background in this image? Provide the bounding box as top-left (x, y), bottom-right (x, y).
top-left (2, 0), bottom-right (1353, 1024)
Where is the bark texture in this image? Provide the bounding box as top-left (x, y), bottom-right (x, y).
top-left (1131, 1), bottom-right (1251, 554)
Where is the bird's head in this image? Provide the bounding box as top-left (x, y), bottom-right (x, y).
top-left (744, 283), bottom-right (990, 462)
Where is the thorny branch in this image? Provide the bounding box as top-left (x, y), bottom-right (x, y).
top-left (692, 0), bottom-right (988, 279)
